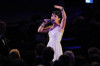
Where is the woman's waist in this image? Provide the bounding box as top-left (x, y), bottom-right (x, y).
top-left (49, 39), bottom-right (61, 42)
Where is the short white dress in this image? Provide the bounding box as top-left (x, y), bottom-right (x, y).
top-left (47, 26), bottom-right (64, 61)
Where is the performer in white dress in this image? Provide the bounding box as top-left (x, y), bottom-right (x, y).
top-left (38, 5), bottom-right (67, 61)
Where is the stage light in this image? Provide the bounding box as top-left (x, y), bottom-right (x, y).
top-left (85, 0), bottom-right (93, 3)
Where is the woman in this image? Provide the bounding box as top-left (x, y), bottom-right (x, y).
top-left (38, 5), bottom-right (67, 61)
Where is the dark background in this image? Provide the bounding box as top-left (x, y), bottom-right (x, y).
top-left (0, 0), bottom-right (100, 56)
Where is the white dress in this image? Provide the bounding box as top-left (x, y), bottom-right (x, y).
top-left (47, 26), bottom-right (64, 61)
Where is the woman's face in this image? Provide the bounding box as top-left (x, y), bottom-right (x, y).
top-left (51, 13), bottom-right (60, 24)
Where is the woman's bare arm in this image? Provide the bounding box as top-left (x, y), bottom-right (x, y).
top-left (38, 19), bottom-right (52, 33)
top-left (54, 5), bottom-right (67, 32)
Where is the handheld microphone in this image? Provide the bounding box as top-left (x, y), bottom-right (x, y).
top-left (47, 19), bottom-right (51, 23)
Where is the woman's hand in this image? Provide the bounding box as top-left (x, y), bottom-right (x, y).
top-left (44, 19), bottom-right (51, 24)
top-left (54, 5), bottom-right (64, 11)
